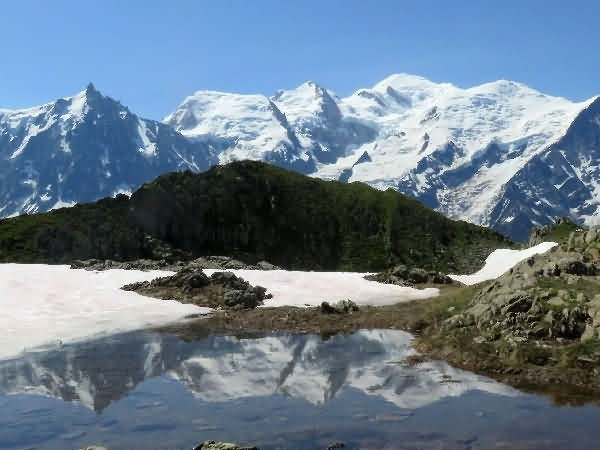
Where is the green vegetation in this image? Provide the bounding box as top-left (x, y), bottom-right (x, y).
top-left (0, 196), bottom-right (151, 263)
top-left (0, 161), bottom-right (512, 271)
top-left (528, 217), bottom-right (581, 247)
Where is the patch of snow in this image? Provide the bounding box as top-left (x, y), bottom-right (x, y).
top-left (112, 185), bottom-right (132, 197)
top-left (202, 269), bottom-right (439, 307)
top-left (137, 119), bottom-right (158, 157)
top-left (0, 265), bottom-right (209, 361)
top-left (49, 199), bottom-right (77, 211)
top-left (449, 242), bottom-right (557, 285)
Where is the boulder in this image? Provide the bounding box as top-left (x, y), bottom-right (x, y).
top-left (365, 264), bottom-right (454, 286)
top-left (320, 300), bottom-right (360, 314)
top-left (122, 267), bottom-right (269, 309)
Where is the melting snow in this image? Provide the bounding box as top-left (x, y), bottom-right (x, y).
top-left (0, 265), bottom-right (208, 361)
top-left (202, 269), bottom-right (438, 307)
top-left (449, 242), bottom-right (557, 285)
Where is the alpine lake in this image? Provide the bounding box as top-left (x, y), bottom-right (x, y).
top-left (2, 325), bottom-right (600, 450)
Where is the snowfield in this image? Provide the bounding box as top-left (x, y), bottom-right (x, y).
top-left (202, 269), bottom-right (439, 307)
top-left (0, 241), bottom-right (557, 360)
top-left (0, 265), bottom-right (209, 361)
top-left (449, 241), bottom-right (557, 285)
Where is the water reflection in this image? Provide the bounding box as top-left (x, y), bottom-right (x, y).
top-left (6, 330), bottom-right (600, 449)
top-left (0, 329), bottom-right (517, 413)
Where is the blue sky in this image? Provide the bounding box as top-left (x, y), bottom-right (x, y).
top-left (1, 0), bottom-right (598, 119)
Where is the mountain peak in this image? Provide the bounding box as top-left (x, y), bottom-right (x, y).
top-left (374, 73), bottom-right (442, 90)
top-left (83, 82), bottom-right (105, 103)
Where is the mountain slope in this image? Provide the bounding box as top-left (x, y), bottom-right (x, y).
top-left (167, 75), bottom-right (598, 240)
top-left (491, 97), bottom-right (600, 240)
top-left (0, 160), bottom-right (512, 272)
top-left (0, 84), bottom-right (216, 218)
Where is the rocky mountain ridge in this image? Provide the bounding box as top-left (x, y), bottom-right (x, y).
top-left (0, 84), bottom-right (215, 218)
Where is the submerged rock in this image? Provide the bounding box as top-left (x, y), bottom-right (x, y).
top-left (193, 441), bottom-right (259, 450)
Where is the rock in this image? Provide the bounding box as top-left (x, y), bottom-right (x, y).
top-left (320, 300), bottom-right (360, 314)
top-left (327, 443), bottom-right (346, 450)
top-left (193, 441), bottom-right (259, 450)
top-left (548, 297), bottom-right (566, 307)
top-left (122, 267), bottom-right (269, 309)
top-left (256, 260), bottom-right (279, 270)
top-left (320, 302), bottom-right (337, 314)
top-left (71, 255), bottom-right (281, 272)
top-left (581, 324), bottom-right (597, 342)
top-left (365, 264), bottom-right (454, 287)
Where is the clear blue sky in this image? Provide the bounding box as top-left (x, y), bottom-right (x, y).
top-left (1, 0), bottom-right (598, 119)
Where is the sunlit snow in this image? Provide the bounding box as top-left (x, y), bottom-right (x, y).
top-left (0, 265), bottom-right (208, 361)
top-left (202, 269), bottom-right (439, 307)
top-left (449, 241), bottom-right (557, 285)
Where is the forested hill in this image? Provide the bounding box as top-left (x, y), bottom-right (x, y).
top-left (0, 161), bottom-right (513, 272)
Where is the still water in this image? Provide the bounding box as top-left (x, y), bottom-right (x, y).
top-left (1, 328), bottom-right (600, 449)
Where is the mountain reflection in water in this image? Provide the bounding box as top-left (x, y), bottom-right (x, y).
top-left (0, 329), bottom-right (516, 413)
top-left (4, 329), bottom-right (600, 449)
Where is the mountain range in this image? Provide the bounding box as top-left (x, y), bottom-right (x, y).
top-left (2, 75), bottom-right (599, 240)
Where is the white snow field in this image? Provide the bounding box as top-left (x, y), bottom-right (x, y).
top-left (203, 269), bottom-right (439, 307)
top-left (0, 241), bottom-right (557, 361)
top-left (449, 241), bottom-right (558, 285)
top-left (0, 264), bottom-right (209, 361)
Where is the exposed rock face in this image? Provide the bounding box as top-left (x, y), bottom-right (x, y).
top-left (364, 264), bottom-right (454, 287)
top-left (122, 267), bottom-right (270, 309)
top-left (0, 84), bottom-right (215, 219)
top-left (71, 255), bottom-right (280, 272)
top-left (445, 228), bottom-right (600, 344)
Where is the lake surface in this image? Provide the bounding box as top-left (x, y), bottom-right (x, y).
top-left (2, 327), bottom-right (600, 449)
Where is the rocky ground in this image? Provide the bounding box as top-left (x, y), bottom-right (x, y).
top-left (122, 266), bottom-right (271, 309)
top-left (72, 255), bottom-right (280, 272)
top-left (364, 264), bottom-right (455, 287)
top-left (445, 227), bottom-right (600, 344)
top-left (414, 226), bottom-right (600, 399)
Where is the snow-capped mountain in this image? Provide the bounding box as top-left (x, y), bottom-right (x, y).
top-left (2, 76), bottom-right (599, 240)
top-left (0, 330), bottom-right (517, 413)
top-left (167, 75), bottom-right (599, 240)
top-left (0, 84), bottom-right (215, 217)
